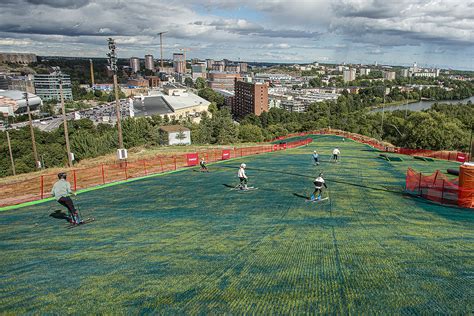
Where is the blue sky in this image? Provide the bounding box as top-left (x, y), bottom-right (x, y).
top-left (0, 0), bottom-right (473, 70)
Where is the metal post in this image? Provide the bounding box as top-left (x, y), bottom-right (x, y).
top-left (25, 92), bottom-right (40, 168)
top-left (160, 32), bottom-right (164, 69)
top-left (469, 124), bottom-right (473, 162)
top-left (107, 38), bottom-right (124, 150)
top-left (6, 130), bottom-right (16, 175)
top-left (59, 73), bottom-right (73, 167)
top-left (113, 74), bottom-right (124, 148)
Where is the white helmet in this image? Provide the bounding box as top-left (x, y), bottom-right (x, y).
top-left (313, 150), bottom-right (317, 153)
top-left (240, 163), bottom-right (246, 168)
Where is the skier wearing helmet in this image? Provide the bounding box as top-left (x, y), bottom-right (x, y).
top-left (51, 172), bottom-right (82, 224)
top-left (310, 172), bottom-right (328, 201)
top-left (237, 163), bottom-right (248, 190)
top-left (312, 150), bottom-right (320, 165)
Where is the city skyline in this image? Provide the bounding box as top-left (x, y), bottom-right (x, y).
top-left (0, 0), bottom-right (473, 70)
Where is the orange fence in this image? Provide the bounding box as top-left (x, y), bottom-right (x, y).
top-left (270, 128), bottom-right (391, 151)
top-left (394, 148), bottom-right (470, 163)
top-left (0, 138), bottom-right (312, 208)
top-left (272, 129), bottom-right (471, 163)
top-left (405, 168), bottom-right (474, 208)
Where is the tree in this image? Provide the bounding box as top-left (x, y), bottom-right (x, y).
top-left (195, 77), bottom-right (207, 89)
top-left (239, 124), bottom-right (264, 142)
top-left (175, 129), bottom-right (187, 144)
top-left (184, 77), bottom-right (194, 88)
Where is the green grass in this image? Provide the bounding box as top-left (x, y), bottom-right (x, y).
top-left (0, 135), bottom-right (472, 314)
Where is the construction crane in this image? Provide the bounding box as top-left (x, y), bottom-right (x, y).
top-left (157, 31), bottom-right (168, 69)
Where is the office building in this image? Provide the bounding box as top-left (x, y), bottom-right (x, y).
top-left (232, 79), bottom-right (268, 119)
top-left (239, 62), bottom-right (248, 73)
top-left (34, 71), bottom-right (73, 101)
top-left (208, 72), bottom-right (242, 91)
top-left (191, 63), bottom-right (207, 80)
top-left (144, 55), bottom-right (154, 71)
top-left (384, 71), bottom-right (396, 80)
top-left (343, 68), bottom-right (356, 83)
top-left (225, 64), bottom-right (240, 73)
top-left (206, 59), bottom-right (214, 70)
top-left (0, 52), bottom-right (37, 64)
top-left (211, 61), bottom-right (225, 72)
top-left (130, 57), bottom-right (140, 73)
top-left (173, 53), bottom-right (186, 74)
top-left (7, 74), bottom-right (35, 93)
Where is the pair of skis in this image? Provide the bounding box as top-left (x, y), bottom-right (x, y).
top-left (65, 217), bottom-right (95, 229)
top-left (306, 197), bottom-right (329, 203)
top-left (230, 186), bottom-right (258, 191)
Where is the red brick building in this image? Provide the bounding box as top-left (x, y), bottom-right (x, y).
top-left (232, 79), bottom-right (269, 119)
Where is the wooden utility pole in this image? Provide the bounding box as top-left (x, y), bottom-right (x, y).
top-left (89, 59), bottom-right (95, 87)
top-left (59, 75), bottom-right (73, 167)
top-left (24, 92), bottom-right (40, 168)
top-left (6, 129), bottom-right (16, 176)
top-left (157, 31), bottom-right (168, 69)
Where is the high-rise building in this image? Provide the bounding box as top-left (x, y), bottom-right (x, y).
top-left (383, 71), bottom-right (396, 81)
top-left (130, 57), bottom-right (140, 73)
top-left (144, 55), bottom-right (154, 71)
top-left (206, 59), bottom-right (214, 70)
top-left (343, 68), bottom-right (356, 82)
top-left (239, 62), bottom-right (248, 73)
top-left (173, 53), bottom-right (186, 74)
top-left (211, 61), bottom-right (225, 72)
top-left (191, 63), bottom-right (207, 80)
top-left (208, 72), bottom-right (242, 90)
top-left (34, 71), bottom-right (73, 101)
top-left (401, 69), bottom-right (409, 78)
top-left (232, 79), bottom-right (268, 119)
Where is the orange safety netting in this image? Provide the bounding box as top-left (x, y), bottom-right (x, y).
top-left (0, 138), bottom-right (312, 208)
top-left (405, 168), bottom-right (474, 208)
top-left (271, 129), bottom-right (471, 163)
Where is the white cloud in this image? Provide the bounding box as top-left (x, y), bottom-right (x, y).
top-left (0, 0), bottom-right (472, 69)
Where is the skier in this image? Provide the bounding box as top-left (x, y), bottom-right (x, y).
top-left (312, 150), bottom-right (320, 165)
top-left (237, 163), bottom-right (248, 190)
top-left (310, 172), bottom-right (328, 201)
top-left (200, 157), bottom-right (209, 172)
top-left (51, 172), bottom-right (82, 224)
top-left (332, 147), bottom-right (341, 162)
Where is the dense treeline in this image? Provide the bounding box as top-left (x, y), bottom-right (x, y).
top-left (1, 98), bottom-right (473, 177)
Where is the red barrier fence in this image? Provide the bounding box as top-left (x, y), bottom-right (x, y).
top-left (406, 168), bottom-right (474, 208)
top-left (0, 138), bottom-right (312, 208)
top-left (270, 128), bottom-right (391, 151)
top-left (395, 148), bottom-right (471, 162)
top-left (272, 129), bottom-right (471, 163)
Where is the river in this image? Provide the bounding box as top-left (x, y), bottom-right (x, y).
top-left (371, 96), bottom-right (474, 113)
